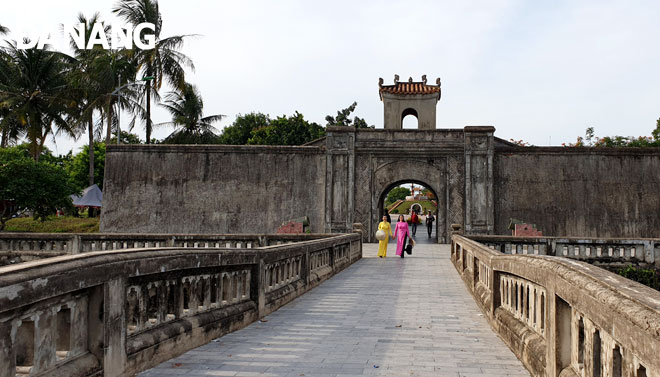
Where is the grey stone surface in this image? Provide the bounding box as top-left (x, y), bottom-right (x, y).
top-left (494, 148), bottom-right (660, 237)
top-left (140, 243), bottom-right (530, 377)
top-left (101, 145), bottom-right (327, 234)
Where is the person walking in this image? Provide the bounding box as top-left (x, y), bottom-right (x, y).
top-left (426, 211), bottom-right (435, 238)
top-left (377, 215), bottom-right (393, 258)
top-left (394, 214), bottom-right (415, 258)
top-left (411, 210), bottom-right (419, 236)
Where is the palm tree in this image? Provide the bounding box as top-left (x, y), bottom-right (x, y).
top-left (67, 13), bottom-right (106, 186)
top-left (113, 0), bottom-right (194, 143)
top-left (0, 42), bottom-right (77, 160)
top-left (157, 83), bottom-right (223, 143)
top-left (68, 13), bottom-right (140, 185)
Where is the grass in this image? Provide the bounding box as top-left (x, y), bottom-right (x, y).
top-left (387, 200), bottom-right (437, 214)
top-left (4, 216), bottom-right (100, 233)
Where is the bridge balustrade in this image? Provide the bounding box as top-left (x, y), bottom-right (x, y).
top-left (0, 231), bottom-right (362, 377)
top-left (467, 235), bottom-right (659, 267)
top-left (452, 234), bottom-right (659, 377)
top-left (0, 233), bottom-right (339, 266)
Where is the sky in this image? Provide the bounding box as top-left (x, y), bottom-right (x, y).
top-left (2, 0), bottom-right (660, 155)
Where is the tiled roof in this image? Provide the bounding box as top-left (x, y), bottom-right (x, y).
top-left (378, 75), bottom-right (441, 99)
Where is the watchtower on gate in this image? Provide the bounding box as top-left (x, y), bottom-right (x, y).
top-left (378, 74), bottom-right (441, 130)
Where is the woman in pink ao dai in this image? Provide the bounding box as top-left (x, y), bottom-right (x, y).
top-left (394, 214), bottom-right (415, 257)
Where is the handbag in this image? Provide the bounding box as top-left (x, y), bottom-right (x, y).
top-left (405, 235), bottom-right (413, 255)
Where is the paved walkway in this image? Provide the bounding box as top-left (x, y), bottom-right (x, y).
top-left (141, 243), bottom-right (530, 377)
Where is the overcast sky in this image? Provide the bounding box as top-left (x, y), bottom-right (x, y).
top-left (3, 0), bottom-right (660, 154)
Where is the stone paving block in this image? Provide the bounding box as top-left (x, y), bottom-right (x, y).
top-left (140, 244), bottom-right (530, 377)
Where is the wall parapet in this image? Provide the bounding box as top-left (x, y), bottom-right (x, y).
top-left (451, 234), bottom-right (660, 377)
top-left (106, 144), bottom-right (324, 154)
top-left (0, 231), bottom-right (362, 377)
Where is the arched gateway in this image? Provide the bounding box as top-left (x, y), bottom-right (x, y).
top-left (101, 75), bottom-right (660, 242)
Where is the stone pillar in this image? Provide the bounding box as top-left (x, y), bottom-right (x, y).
top-left (69, 234), bottom-right (81, 254)
top-left (463, 126), bottom-right (495, 234)
top-left (325, 126), bottom-right (356, 233)
top-left (256, 259), bottom-right (266, 319)
top-left (103, 277), bottom-right (127, 377)
top-left (0, 322), bottom-right (14, 377)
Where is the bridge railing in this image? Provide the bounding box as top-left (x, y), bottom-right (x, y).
top-left (452, 234), bottom-right (660, 377)
top-left (0, 230), bottom-right (362, 377)
top-left (467, 234), bottom-right (660, 267)
top-left (0, 232), bottom-right (339, 265)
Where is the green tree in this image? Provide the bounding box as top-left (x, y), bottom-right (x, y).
top-left (113, 0), bottom-right (194, 144)
top-left (653, 118), bottom-right (660, 141)
top-left (565, 125), bottom-right (660, 147)
top-left (110, 131), bottom-right (142, 144)
top-left (325, 102), bottom-right (373, 129)
top-left (0, 42), bottom-right (77, 160)
top-left (217, 112), bottom-right (270, 145)
top-left (385, 187), bottom-right (410, 206)
top-left (0, 154), bottom-right (78, 230)
top-left (247, 112), bottom-right (325, 145)
top-left (69, 142), bottom-right (106, 191)
top-left (0, 25), bottom-right (8, 35)
top-left (157, 83), bottom-right (224, 144)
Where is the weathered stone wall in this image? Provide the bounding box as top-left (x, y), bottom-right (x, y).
top-left (494, 147), bottom-right (660, 238)
top-left (101, 132), bottom-right (660, 240)
top-left (101, 145), bottom-right (326, 234)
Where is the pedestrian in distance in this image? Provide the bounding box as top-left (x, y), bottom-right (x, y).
top-left (376, 215), bottom-right (393, 258)
top-left (411, 210), bottom-right (419, 236)
top-left (394, 214), bottom-right (415, 258)
top-left (426, 211), bottom-right (435, 238)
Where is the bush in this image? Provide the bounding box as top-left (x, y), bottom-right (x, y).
top-left (617, 265), bottom-right (660, 291)
top-left (0, 155), bottom-right (78, 230)
top-left (391, 209), bottom-right (399, 214)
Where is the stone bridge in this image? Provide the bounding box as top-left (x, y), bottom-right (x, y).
top-left (1, 230), bottom-right (659, 377)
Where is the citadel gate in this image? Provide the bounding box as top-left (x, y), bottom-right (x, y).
top-left (101, 76), bottom-right (660, 242)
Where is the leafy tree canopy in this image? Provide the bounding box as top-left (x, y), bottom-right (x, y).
top-left (325, 102), bottom-right (373, 129)
top-left (385, 186), bottom-right (411, 205)
top-left (110, 131), bottom-right (143, 145)
top-left (565, 123), bottom-right (660, 147)
top-left (217, 112), bottom-right (271, 145)
top-left (160, 130), bottom-right (220, 144)
top-left (0, 151), bottom-right (78, 229)
top-left (247, 112), bottom-right (324, 146)
top-left (69, 142), bottom-right (105, 190)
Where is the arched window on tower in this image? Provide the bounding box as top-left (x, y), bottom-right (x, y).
top-left (401, 108), bottom-right (419, 129)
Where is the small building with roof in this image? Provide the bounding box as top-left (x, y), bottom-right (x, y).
top-left (378, 74), bottom-right (441, 130)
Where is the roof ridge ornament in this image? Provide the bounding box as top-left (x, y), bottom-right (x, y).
top-left (422, 75), bottom-right (427, 84)
top-left (394, 74), bottom-right (399, 84)
top-left (408, 77), bottom-right (413, 83)
top-left (378, 77), bottom-right (383, 88)
top-left (436, 77), bottom-right (441, 86)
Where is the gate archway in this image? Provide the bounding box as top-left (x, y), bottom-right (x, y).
top-left (378, 179), bottom-right (441, 243)
top-left (365, 158), bottom-right (447, 243)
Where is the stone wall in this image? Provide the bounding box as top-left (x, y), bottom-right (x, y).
top-left (101, 131), bottom-right (660, 240)
top-left (494, 147), bottom-right (660, 238)
top-left (101, 145), bottom-right (326, 234)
